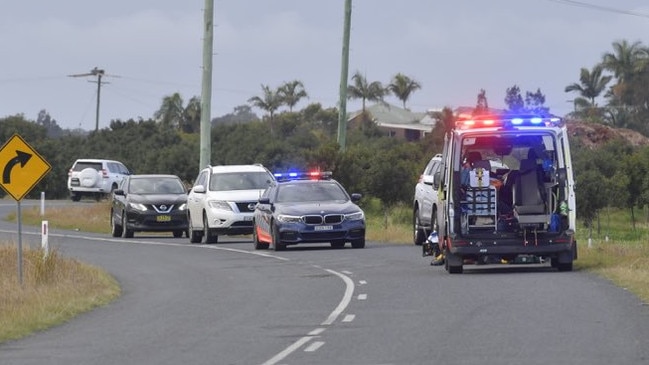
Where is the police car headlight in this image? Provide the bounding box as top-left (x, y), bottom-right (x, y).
top-left (277, 214), bottom-right (302, 223)
top-left (345, 211), bottom-right (364, 221)
top-left (208, 200), bottom-right (233, 211)
top-left (128, 202), bottom-right (147, 212)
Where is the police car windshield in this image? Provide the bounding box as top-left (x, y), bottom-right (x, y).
top-left (276, 182), bottom-right (348, 203)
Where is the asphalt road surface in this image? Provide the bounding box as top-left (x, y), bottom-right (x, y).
top-left (0, 200), bottom-right (648, 365)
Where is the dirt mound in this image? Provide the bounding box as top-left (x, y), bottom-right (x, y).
top-left (566, 120), bottom-right (649, 149)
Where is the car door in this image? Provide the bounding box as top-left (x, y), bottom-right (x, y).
top-left (112, 176), bottom-right (129, 224)
top-left (187, 170), bottom-right (209, 228)
top-left (419, 158), bottom-right (440, 226)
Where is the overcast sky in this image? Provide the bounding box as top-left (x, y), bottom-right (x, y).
top-left (2, 0), bottom-right (649, 130)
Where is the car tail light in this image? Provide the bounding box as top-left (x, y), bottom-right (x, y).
top-left (418, 174), bottom-right (424, 183)
top-left (101, 169), bottom-right (109, 178)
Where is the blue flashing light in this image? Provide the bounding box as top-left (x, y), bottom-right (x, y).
top-left (455, 114), bottom-right (561, 129)
top-left (274, 171), bottom-right (332, 181)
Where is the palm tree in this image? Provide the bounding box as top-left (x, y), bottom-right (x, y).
top-left (387, 73), bottom-right (421, 109)
top-left (279, 80), bottom-right (308, 112)
top-left (601, 40), bottom-right (648, 83)
top-left (347, 71), bottom-right (388, 113)
top-left (183, 96), bottom-right (201, 133)
top-left (155, 93), bottom-right (185, 130)
top-left (248, 85), bottom-right (283, 134)
top-left (564, 65), bottom-right (612, 107)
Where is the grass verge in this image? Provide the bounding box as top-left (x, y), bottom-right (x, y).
top-left (0, 244), bottom-right (120, 343)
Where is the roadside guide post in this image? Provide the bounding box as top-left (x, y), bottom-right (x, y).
top-left (0, 134), bottom-right (52, 285)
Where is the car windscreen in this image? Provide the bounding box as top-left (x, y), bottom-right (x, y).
top-left (209, 172), bottom-right (272, 191)
top-left (128, 177), bottom-right (185, 194)
top-left (276, 182), bottom-right (349, 203)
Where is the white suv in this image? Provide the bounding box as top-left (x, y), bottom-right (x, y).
top-left (413, 154), bottom-right (442, 245)
top-left (67, 159), bottom-right (131, 201)
top-left (187, 164), bottom-right (275, 243)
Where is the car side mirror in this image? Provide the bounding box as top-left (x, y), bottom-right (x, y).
top-left (351, 193), bottom-right (362, 203)
top-left (258, 197), bottom-right (270, 204)
top-left (114, 189), bottom-right (125, 196)
top-left (192, 185), bottom-right (206, 194)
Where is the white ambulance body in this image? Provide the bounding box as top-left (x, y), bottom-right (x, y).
top-left (433, 114), bottom-right (577, 274)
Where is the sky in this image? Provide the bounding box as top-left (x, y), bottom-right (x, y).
top-left (1, 0), bottom-right (649, 131)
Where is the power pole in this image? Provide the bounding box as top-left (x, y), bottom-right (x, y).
top-left (337, 0), bottom-right (352, 151)
top-left (68, 67), bottom-right (113, 132)
top-left (200, 0), bottom-right (214, 170)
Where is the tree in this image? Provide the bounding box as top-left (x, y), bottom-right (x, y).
top-left (601, 40), bottom-right (648, 84)
top-left (387, 73), bottom-right (421, 109)
top-left (505, 85), bottom-right (525, 113)
top-left (564, 65), bottom-right (611, 108)
top-left (473, 89), bottom-right (489, 115)
top-left (183, 96), bottom-right (201, 133)
top-left (347, 71), bottom-right (388, 113)
top-left (278, 80), bottom-right (308, 112)
top-left (525, 89), bottom-right (550, 115)
top-left (154, 93), bottom-right (185, 130)
top-left (248, 85), bottom-right (283, 135)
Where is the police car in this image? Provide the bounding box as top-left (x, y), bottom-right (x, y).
top-left (252, 171), bottom-right (366, 250)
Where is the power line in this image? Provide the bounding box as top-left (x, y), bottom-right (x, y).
top-left (546, 0), bottom-right (649, 19)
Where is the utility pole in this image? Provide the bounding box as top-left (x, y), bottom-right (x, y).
top-left (337, 0), bottom-right (352, 151)
top-left (200, 0), bottom-right (214, 170)
top-left (68, 67), bottom-right (113, 132)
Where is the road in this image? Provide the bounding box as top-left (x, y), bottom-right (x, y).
top-left (1, 200), bottom-right (648, 365)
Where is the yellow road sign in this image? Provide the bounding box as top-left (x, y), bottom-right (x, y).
top-left (0, 134), bottom-right (52, 201)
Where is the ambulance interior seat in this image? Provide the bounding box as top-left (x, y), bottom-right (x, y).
top-left (513, 158), bottom-right (547, 227)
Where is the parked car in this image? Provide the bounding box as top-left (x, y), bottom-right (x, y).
top-left (253, 171), bottom-right (366, 250)
top-left (186, 164), bottom-right (276, 244)
top-left (413, 154), bottom-right (442, 245)
top-left (110, 174), bottom-right (188, 238)
top-left (67, 159), bottom-right (131, 201)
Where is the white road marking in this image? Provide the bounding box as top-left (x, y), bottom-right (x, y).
top-left (304, 341), bottom-right (325, 352)
top-left (342, 314), bottom-right (355, 322)
top-left (358, 293), bottom-right (367, 300)
top-left (359, 280), bottom-right (367, 285)
top-left (0, 228), bottom-right (356, 365)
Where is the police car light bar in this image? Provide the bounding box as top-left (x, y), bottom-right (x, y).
top-left (273, 171), bottom-right (333, 181)
top-left (455, 115), bottom-right (561, 129)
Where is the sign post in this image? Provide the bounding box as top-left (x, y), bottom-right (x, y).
top-left (0, 134), bottom-right (52, 285)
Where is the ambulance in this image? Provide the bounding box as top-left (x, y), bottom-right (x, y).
top-left (426, 113), bottom-right (577, 274)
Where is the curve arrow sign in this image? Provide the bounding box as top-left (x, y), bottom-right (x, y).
top-left (2, 150), bottom-right (32, 184)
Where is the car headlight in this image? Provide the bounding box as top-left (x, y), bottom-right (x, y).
top-left (208, 200), bottom-right (233, 211)
top-left (345, 211), bottom-right (364, 221)
top-left (276, 214), bottom-right (302, 223)
top-left (178, 203), bottom-right (187, 211)
top-left (128, 202), bottom-right (147, 212)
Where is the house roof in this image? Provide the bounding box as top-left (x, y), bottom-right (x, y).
top-left (347, 103), bottom-right (432, 130)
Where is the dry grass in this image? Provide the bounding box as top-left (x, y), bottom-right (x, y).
top-left (0, 244), bottom-right (120, 343)
top-left (7, 202), bottom-right (112, 234)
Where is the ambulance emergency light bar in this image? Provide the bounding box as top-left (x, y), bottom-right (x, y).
top-left (273, 171), bottom-right (333, 181)
top-left (455, 115), bottom-right (562, 130)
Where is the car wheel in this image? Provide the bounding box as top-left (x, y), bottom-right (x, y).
top-left (203, 213), bottom-right (218, 243)
top-left (110, 210), bottom-right (123, 237)
top-left (351, 238), bottom-right (365, 249)
top-left (173, 230), bottom-right (183, 238)
top-left (71, 193), bottom-right (81, 202)
top-left (188, 214), bottom-right (203, 243)
top-left (253, 222), bottom-right (269, 250)
top-left (121, 212), bottom-right (134, 238)
top-left (331, 240), bottom-right (345, 249)
top-left (272, 223), bottom-right (285, 251)
top-left (413, 207), bottom-right (426, 245)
